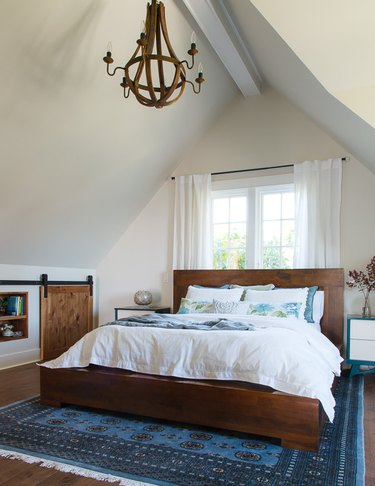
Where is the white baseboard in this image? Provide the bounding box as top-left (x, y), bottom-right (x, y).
top-left (0, 348), bottom-right (40, 370)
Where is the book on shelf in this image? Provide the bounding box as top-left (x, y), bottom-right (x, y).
top-left (7, 296), bottom-right (24, 316)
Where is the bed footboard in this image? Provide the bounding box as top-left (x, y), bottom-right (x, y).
top-left (40, 365), bottom-right (324, 452)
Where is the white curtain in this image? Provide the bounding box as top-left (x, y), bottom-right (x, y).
top-left (173, 174), bottom-right (212, 269)
top-left (293, 158), bottom-right (342, 268)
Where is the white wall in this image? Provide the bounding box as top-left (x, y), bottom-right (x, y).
top-left (0, 264), bottom-right (96, 369)
top-left (97, 184), bottom-right (174, 323)
top-left (341, 159), bottom-right (375, 314)
top-left (97, 87), bottom-right (375, 325)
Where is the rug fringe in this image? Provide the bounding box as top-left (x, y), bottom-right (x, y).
top-left (0, 449), bottom-right (151, 486)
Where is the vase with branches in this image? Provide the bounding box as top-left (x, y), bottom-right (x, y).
top-left (346, 256), bottom-right (375, 317)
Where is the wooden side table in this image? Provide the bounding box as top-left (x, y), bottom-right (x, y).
top-left (114, 305), bottom-right (171, 320)
top-left (347, 314), bottom-right (375, 376)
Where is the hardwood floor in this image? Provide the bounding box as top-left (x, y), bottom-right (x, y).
top-left (0, 363), bottom-right (373, 485)
top-left (0, 363), bottom-right (121, 486)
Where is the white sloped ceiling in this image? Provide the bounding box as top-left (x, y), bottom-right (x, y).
top-left (185, 0), bottom-right (375, 174)
top-left (0, 0), bottom-right (238, 267)
top-left (1, 0), bottom-right (374, 269)
top-left (220, 0), bottom-right (375, 173)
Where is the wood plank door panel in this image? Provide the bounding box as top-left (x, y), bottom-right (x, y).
top-left (40, 286), bottom-right (93, 360)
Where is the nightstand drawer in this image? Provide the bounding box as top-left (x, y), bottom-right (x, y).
top-left (349, 319), bottom-right (375, 339)
top-left (349, 339), bottom-right (375, 361)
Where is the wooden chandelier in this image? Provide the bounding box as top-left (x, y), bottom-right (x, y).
top-left (103, 0), bottom-right (205, 109)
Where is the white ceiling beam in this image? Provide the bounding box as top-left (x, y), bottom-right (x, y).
top-left (181, 0), bottom-right (262, 97)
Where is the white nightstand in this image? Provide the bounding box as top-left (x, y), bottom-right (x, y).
top-left (347, 315), bottom-right (375, 376)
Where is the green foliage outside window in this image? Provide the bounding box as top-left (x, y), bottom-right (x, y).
top-left (212, 189), bottom-right (294, 270)
top-left (213, 231), bottom-right (246, 269)
top-left (262, 234), bottom-right (294, 269)
top-left (214, 235), bottom-right (294, 269)
top-left (262, 246), bottom-right (290, 269)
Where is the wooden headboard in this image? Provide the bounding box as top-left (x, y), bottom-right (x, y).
top-left (173, 269), bottom-right (344, 348)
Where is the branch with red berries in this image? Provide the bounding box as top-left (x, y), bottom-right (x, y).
top-left (346, 256), bottom-right (375, 298)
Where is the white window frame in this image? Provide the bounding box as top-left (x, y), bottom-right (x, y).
top-left (254, 183), bottom-right (295, 269)
top-left (212, 173), bottom-right (294, 269)
top-left (211, 188), bottom-right (248, 270)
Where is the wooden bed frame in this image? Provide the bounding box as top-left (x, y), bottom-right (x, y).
top-left (40, 268), bottom-right (344, 452)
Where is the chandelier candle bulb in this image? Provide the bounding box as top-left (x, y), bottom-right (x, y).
top-left (138, 20), bottom-right (146, 45)
top-left (120, 77), bottom-right (127, 87)
top-left (196, 63), bottom-right (204, 86)
top-left (191, 31), bottom-right (196, 45)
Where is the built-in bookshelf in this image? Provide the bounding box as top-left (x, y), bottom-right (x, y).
top-left (0, 292), bottom-right (28, 341)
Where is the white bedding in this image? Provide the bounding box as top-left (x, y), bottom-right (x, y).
top-left (41, 313), bottom-right (343, 421)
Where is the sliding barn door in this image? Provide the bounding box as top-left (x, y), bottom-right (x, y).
top-left (40, 285), bottom-right (93, 360)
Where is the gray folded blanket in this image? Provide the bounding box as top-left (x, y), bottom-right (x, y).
top-left (102, 313), bottom-right (255, 331)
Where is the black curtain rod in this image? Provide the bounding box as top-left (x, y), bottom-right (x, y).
top-left (171, 157), bottom-right (349, 180)
top-left (211, 163), bottom-right (293, 177)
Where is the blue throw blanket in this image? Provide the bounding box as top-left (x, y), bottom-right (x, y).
top-left (102, 313), bottom-right (255, 331)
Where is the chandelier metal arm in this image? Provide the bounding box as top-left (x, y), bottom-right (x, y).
top-left (106, 65), bottom-right (125, 77)
top-left (185, 79), bottom-right (202, 95)
top-left (180, 58), bottom-right (195, 70)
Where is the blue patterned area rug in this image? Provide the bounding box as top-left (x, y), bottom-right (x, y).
top-left (0, 375), bottom-right (364, 486)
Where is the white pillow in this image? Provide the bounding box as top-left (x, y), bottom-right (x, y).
top-left (230, 284), bottom-right (275, 291)
top-left (185, 285), bottom-right (243, 302)
top-left (230, 283), bottom-right (275, 300)
top-left (213, 299), bottom-right (250, 315)
top-left (244, 288), bottom-right (309, 321)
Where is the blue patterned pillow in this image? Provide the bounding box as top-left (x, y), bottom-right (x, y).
top-left (177, 298), bottom-right (213, 314)
top-left (254, 286), bottom-right (318, 323)
top-left (247, 302), bottom-right (302, 318)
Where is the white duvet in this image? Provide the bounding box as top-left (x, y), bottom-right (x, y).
top-left (41, 313), bottom-right (343, 421)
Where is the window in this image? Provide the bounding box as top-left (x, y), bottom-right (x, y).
top-left (257, 186), bottom-right (295, 269)
top-left (213, 195), bottom-right (247, 269)
top-left (212, 175), bottom-right (295, 269)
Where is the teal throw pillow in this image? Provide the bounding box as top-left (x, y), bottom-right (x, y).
top-left (177, 298), bottom-right (213, 314)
